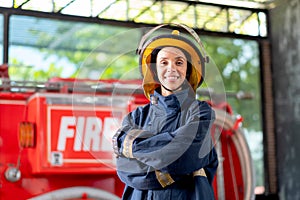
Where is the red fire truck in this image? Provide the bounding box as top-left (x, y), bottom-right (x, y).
top-left (0, 64), bottom-right (255, 199)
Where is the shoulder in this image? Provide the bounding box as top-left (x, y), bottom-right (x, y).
top-left (122, 103), bottom-right (152, 127)
top-left (131, 103), bottom-right (151, 116)
top-left (125, 103), bottom-right (151, 121)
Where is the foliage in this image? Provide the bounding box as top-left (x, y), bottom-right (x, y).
top-left (9, 58), bottom-right (64, 81)
top-left (203, 36), bottom-right (261, 131)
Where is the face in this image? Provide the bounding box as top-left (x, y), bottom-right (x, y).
top-left (156, 46), bottom-right (187, 95)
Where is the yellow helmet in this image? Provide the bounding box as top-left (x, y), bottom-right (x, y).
top-left (136, 23), bottom-right (209, 99)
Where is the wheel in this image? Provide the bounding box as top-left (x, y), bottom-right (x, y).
top-left (28, 186), bottom-right (121, 200)
top-left (212, 109), bottom-right (255, 200)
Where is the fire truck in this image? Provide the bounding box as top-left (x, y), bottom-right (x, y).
top-left (0, 64), bottom-right (255, 200)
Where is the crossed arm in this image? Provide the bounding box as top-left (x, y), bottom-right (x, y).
top-left (113, 101), bottom-right (216, 175)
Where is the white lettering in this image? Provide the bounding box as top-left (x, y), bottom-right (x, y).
top-left (57, 116), bottom-right (76, 151)
top-left (83, 117), bottom-right (102, 151)
top-left (56, 116), bottom-right (120, 152)
top-left (74, 117), bottom-right (85, 151)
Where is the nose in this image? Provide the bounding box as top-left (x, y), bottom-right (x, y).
top-left (167, 62), bottom-right (177, 72)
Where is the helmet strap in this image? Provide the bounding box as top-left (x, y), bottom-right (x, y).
top-left (160, 81), bottom-right (188, 93)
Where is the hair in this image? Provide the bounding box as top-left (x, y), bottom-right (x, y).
top-left (149, 46), bottom-right (192, 83)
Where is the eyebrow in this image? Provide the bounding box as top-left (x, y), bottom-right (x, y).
top-left (158, 56), bottom-right (186, 60)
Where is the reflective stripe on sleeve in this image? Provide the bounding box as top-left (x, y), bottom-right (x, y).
top-left (155, 170), bottom-right (175, 188)
top-left (122, 129), bottom-right (144, 158)
top-left (193, 168), bottom-right (207, 177)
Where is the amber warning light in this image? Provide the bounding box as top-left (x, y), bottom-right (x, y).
top-left (19, 122), bottom-right (35, 148)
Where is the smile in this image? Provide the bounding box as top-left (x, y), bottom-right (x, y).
top-left (164, 76), bottom-right (179, 80)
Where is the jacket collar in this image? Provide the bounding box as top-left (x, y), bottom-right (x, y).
top-left (150, 87), bottom-right (195, 113)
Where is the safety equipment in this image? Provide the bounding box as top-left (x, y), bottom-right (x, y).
top-left (136, 23), bottom-right (209, 99)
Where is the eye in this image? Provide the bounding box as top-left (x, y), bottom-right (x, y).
top-left (176, 59), bottom-right (184, 66)
top-left (159, 60), bottom-right (168, 66)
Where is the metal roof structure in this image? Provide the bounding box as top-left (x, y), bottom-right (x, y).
top-left (0, 0), bottom-right (276, 39)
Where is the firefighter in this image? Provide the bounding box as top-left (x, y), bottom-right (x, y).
top-left (112, 24), bottom-right (218, 200)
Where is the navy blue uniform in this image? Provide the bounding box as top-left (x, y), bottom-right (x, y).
top-left (114, 88), bottom-right (218, 200)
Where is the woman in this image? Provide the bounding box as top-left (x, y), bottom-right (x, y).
top-left (112, 24), bottom-right (218, 200)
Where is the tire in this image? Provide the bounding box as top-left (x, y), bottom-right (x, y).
top-left (212, 109), bottom-right (255, 200)
top-left (28, 186), bottom-right (121, 200)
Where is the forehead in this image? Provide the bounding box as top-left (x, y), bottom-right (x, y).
top-left (157, 46), bottom-right (186, 59)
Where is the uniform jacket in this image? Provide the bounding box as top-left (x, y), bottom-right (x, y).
top-left (114, 87), bottom-right (218, 200)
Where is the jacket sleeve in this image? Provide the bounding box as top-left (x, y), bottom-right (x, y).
top-left (119, 101), bottom-right (217, 175)
top-left (114, 106), bottom-right (165, 190)
top-left (114, 105), bottom-right (154, 173)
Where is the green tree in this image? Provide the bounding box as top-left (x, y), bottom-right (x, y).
top-left (203, 36), bottom-right (261, 131)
